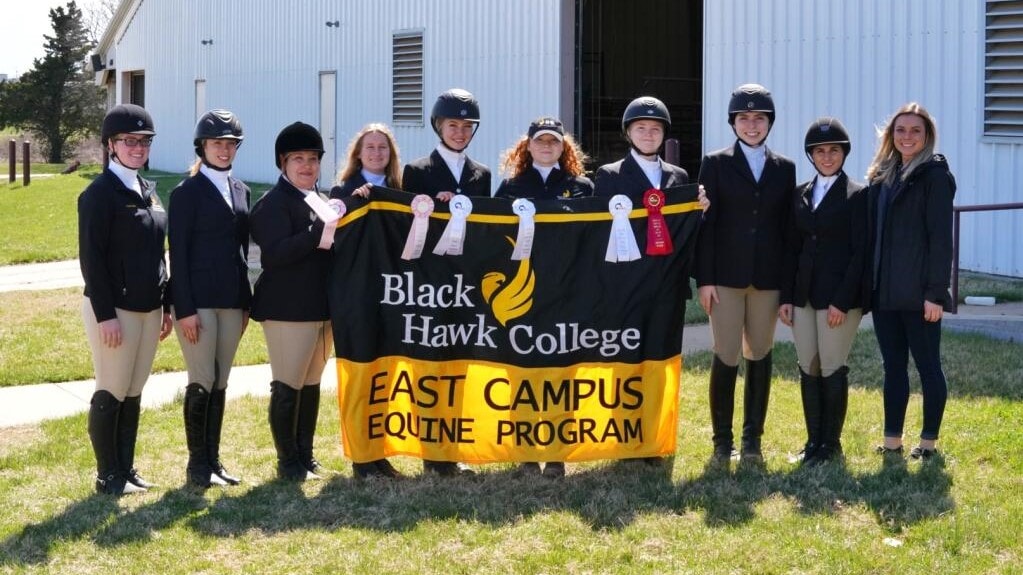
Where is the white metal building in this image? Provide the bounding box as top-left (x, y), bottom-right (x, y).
top-left (96, 0), bottom-right (1022, 276)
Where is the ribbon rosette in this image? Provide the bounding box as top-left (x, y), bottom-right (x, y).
top-left (643, 189), bottom-right (673, 256)
top-left (432, 194), bottom-right (473, 256)
top-left (510, 198), bottom-right (536, 260)
top-left (401, 194), bottom-right (434, 260)
top-left (605, 195), bottom-right (641, 263)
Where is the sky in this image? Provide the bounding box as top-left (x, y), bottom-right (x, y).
top-left (0, 0), bottom-right (104, 78)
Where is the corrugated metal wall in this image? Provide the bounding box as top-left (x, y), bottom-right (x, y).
top-left (704, 0), bottom-right (1022, 276)
top-left (111, 0), bottom-right (566, 193)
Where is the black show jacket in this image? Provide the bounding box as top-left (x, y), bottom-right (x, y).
top-left (329, 172), bottom-right (400, 200)
top-left (249, 176), bottom-right (331, 322)
top-left (78, 169), bottom-right (168, 322)
top-left (695, 141), bottom-right (796, 290)
top-left (168, 171), bottom-right (251, 319)
top-left (495, 166), bottom-right (594, 200)
top-left (401, 150), bottom-right (492, 197)
top-left (593, 153), bottom-right (689, 202)
top-left (780, 172), bottom-right (870, 313)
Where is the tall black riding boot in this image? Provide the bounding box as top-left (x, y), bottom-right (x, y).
top-left (269, 381), bottom-right (312, 480)
top-left (184, 384), bottom-right (226, 488)
top-left (296, 384), bottom-right (327, 476)
top-left (207, 387), bottom-right (240, 485)
top-left (818, 366), bottom-right (850, 462)
top-left (741, 352), bottom-right (773, 462)
top-left (118, 394), bottom-right (153, 489)
top-left (709, 355), bottom-right (740, 462)
top-left (798, 369), bottom-right (823, 465)
top-left (88, 390), bottom-right (143, 495)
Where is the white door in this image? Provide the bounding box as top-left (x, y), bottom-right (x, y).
top-left (194, 79), bottom-right (206, 121)
top-left (319, 72), bottom-right (337, 190)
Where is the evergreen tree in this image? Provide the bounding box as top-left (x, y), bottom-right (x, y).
top-left (0, 1), bottom-right (105, 162)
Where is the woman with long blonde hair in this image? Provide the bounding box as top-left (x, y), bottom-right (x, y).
top-left (866, 102), bottom-right (955, 461)
top-left (330, 123), bottom-right (403, 200)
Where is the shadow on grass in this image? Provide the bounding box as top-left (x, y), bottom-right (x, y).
top-left (0, 494), bottom-right (119, 566)
top-left (0, 452), bottom-right (954, 566)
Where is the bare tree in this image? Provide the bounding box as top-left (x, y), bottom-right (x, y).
top-left (83, 0), bottom-right (119, 45)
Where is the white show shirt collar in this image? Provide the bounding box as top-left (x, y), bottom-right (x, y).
top-left (811, 174), bottom-right (838, 210)
top-left (108, 160), bottom-right (143, 197)
top-left (739, 141), bottom-right (767, 181)
top-left (630, 148), bottom-right (663, 189)
top-left (532, 162), bottom-right (558, 182)
top-left (435, 144), bottom-right (466, 184)
top-left (200, 164), bottom-right (233, 207)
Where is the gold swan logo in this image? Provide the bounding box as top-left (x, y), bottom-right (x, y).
top-left (481, 237), bottom-right (535, 327)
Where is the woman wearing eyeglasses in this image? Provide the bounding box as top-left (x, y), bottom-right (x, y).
top-left (78, 104), bottom-right (174, 495)
top-left (168, 109), bottom-right (251, 488)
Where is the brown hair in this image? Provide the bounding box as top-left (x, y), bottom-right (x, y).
top-left (499, 133), bottom-right (589, 179)
top-left (866, 102), bottom-right (938, 186)
top-left (335, 123), bottom-right (402, 188)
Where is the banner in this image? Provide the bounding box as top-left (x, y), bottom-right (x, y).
top-left (329, 186), bottom-right (702, 464)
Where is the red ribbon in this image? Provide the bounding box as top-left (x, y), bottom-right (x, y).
top-left (643, 189), bottom-right (673, 256)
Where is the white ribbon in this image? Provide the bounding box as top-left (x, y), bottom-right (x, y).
top-left (401, 195), bottom-right (434, 260)
top-left (304, 192), bottom-right (341, 224)
top-left (432, 195), bottom-right (473, 256)
top-left (510, 198), bottom-right (536, 260)
top-left (605, 195), bottom-right (641, 262)
top-left (316, 198), bottom-right (346, 250)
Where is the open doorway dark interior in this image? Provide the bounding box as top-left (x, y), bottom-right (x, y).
top-left (577, 0), bottom-right (703, 177)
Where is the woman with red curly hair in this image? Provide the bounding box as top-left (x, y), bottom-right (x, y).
top-left (495, 116), bottom-right (593, 201)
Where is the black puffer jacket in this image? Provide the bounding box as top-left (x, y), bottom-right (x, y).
top-left (867, 154), bottom-right (956, 312)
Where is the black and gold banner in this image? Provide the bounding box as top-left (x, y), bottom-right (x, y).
top-left (329, 186), bottom-right (702, 463)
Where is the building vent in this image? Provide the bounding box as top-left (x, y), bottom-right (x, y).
top-left (985, 0), bottom-right (1023, 136)
top-left (393, 31), bottom-right (424, 125)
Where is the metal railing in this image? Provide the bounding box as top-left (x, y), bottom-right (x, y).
top-left (951, 202), bottom-right (1023, 313)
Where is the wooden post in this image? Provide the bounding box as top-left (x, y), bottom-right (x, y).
top-left (22, 141), bottom-right (30, 186)
top-left (664, 138), bottom-right (680, 166)
top-left (7, 140), bottom-right (14, 183)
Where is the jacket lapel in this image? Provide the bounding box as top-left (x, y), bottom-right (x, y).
top-left (727, 141), bottom-right (757, 185)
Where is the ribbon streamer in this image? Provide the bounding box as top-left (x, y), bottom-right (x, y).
top-left (643, 189), bottom-right (673, 256)
top-left (317, 198), bottom-right (346, 250)
top-left (432, 195), bottom-right (473, 256)
top-left (510, 198), bottom-right (536, 260)
top-left (401, 195), bottom-right (434, 260)
top-left (605, 195), bottom-right (641, 262)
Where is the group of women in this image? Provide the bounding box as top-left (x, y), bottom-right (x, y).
top-left (77, 84), bottom-right (954, 494)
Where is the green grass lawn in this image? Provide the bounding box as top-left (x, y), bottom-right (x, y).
top-left (0, 331), bottom-right (1020, 574)
top-left (0, 164), bottom-right (270, 265)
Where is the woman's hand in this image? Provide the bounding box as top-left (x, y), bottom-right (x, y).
top-left (778, 303), bottom-right (793, 326)
top-left (352, 184), bottom-right (372, 198)
top-left (99, 318), bottom-right (122, 348)
top-left (435, 191), bottom-right (454, 202)
top-left (178, 314), bottom-right (201, 344)
top-left (697, 185), bottom-right (710, 211)
top-left (160, 312), bottom-right (174, 341)
top-left (827, 305), bottom-right (846, 328)
top-left (698, 285), bottom-right (719, 316)
top-left (923, 300), bottom-right (943, 322)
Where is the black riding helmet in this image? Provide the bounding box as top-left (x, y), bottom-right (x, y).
top-left (274, 122), bottom-right (324, 169)
top-left (804, 116), bottom-right (851, 173)
top-left (194, 109), bottom-right (244, 158)
top-left (622, 96), bottom-right (671, 133)
top-left (101, 104), bottom-right (155, 146)
top-left (727, 83), bottom-right (775, 126)
top-left (430, 88), bottom-right (481, 142)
